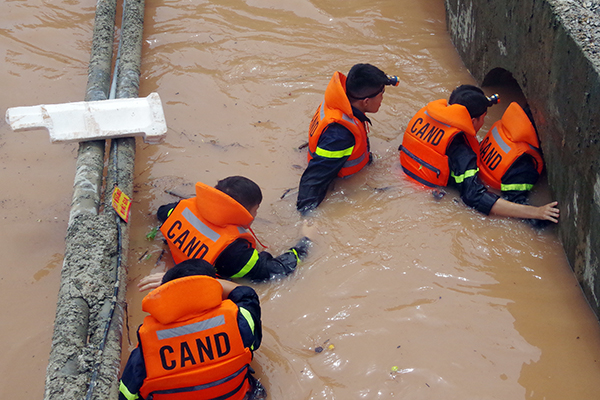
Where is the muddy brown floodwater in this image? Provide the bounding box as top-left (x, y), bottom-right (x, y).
top-left (2, 0), bottom-right (600, 399)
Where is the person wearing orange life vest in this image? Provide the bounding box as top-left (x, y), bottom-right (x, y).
top-left (139, 176), bottom-right (311, 291)
top-left (119, 259), bottom-right (266, 400)
top-left (399, 84), bottom-right (559, 223)
top-left (296, 63), bottom-right (398, 215)
top-left (478, 102), bottom-right (544, 205)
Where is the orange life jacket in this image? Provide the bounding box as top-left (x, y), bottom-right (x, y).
top-left (478, 102), bottom-right (544, 190)
top-left (139, 276), bottom-right (253, 400)
top-left (399, 99), bottom-right (480, 187)
top-left (160, 182), bottom-right (256, 265)
top-left (307, 71), bottom-right (370, 177)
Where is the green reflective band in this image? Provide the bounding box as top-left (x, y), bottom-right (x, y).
top-left (119, 381), bottom-right (139, 400)
top-left (239, 307), bottom-right (255, 334)
top-left (167, 207), bottom-right (174, 217)
top-left (501, 183), bottom-right (534, 191)
top-left (314, 145), bottom-right (354, 159)
top-left (239, 307), bottom-right (256, 350)
top-left (231, 249), bottom-right (259, 278)
top-left (451, 168), bottom-right (479, 184)
top-left (289, 248), bottom-right (300, 263)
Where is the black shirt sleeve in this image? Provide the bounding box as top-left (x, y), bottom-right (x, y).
top-left (501, 154), bottom-right (549, 229)
top-left (446, 134), bottom-right (499, 215)
top-left (296, 123), bottom-right (355, 214)
top-left (500, 154), bottom-right (540, 204)
top-left (119, 345), bottom-right (147, 400)
top-left (214, 239), bottom-right (300, 282)
top-left (229, 286), bottom-right (262, 350)
top-left (157, 202), bottom-right (180, 223)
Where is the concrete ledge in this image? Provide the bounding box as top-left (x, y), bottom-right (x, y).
top-left (445, 0), bottom-right (600, 318)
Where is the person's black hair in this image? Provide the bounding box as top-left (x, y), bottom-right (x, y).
top-left (162, 259), bottom-right (217, 284)
top-left (346, 63), bottom-right (389, 100)
top-left (448, 84), bottom-right (489, 118)
top-left (215, 176), bottom-right (263, 211)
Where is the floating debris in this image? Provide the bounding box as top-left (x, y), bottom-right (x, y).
top-left (146, 226), bottom-right (159, 240)
top-left (137, 250), bottom-right (148, 261)
top-left (432, 189), bottom-right (446, 200)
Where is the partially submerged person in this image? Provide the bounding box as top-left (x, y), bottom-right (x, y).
top-left (139, 176), bottom-right (310, 291)
top-left (296, 63), bottom-right (398, 214)
top-left (119, 259), bottom-right (266, 400)
top-left (399, 84), bottom-right (559, 223)
top-left (478, 102), bottom-right (544, 202)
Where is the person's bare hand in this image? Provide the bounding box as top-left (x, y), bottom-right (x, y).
top-left (138, 272), bottom-right (166, 292)
top-left (537, 201), bottom-right (559, 223)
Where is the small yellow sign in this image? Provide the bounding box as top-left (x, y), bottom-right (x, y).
top-left (112, 186), bottom-right (131, 223)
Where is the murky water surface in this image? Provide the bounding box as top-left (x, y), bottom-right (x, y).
top-left (2, 0), bottom-right (600, 399)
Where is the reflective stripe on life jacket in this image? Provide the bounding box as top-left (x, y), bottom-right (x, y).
top-left (139, 276), bottom-right (253, 400)
top-left (160, 182), bottom-right (256, 266)
top-left (478, 102), bottom-right (544, 191)
top-left (399, 99), bottom-right (479, 187)
top-left (307, 71), bottom-right (370, 177)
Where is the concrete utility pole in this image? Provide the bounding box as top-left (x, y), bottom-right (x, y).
top-left (43, 0), bottom-right (146, 399)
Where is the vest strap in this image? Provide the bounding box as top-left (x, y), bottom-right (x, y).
top-left (400, 145), bottom-right (441, 178)
top-left (342, 151), bottom-right (367, 168)
top-left (148, 365), bottom-right (249, 399)
top-left (402, 166), bottom-right (438, 188)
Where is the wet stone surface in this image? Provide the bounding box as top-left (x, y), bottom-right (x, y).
top-left (552, 0), bottom-right (600, 63)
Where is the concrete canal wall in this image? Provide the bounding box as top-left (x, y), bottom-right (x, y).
top-left (445, 0), bottom-right (600, 319)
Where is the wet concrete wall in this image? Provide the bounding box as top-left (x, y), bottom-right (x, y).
top-left (445, 0), bottom-right (600, 319)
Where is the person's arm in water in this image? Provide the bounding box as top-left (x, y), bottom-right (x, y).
top-left (447, 134), bottom-right (559, 222)
top-left (296, 124), bottom-right (355, 214)
top-left (119, 346), bottom-right (146, 400)
top-left (214, 236), bottom-right (311, 282)
top-left (138, 237), bottom-right (312, 291)
top-left (489, 199), bottom-right (559, 221)
top-left (500, 154), bottom-right (540, 204)
top-left (447, 134), bottom-right (499, 214)
top-left (227, 283), bottom-right (262, 351)
top-left (500, 155), bottom-right (550, 229)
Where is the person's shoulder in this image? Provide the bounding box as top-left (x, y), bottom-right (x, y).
top-left (319, 123), bottom-right (355, 147)
top-left (229, 285), bottom-right (260, 304)
top-left (448, 131), bottom-right (469, 149)
top-left (157, 201), bottom-right (180, 222)
top-left (226, 237), bottom-right (256, 252)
